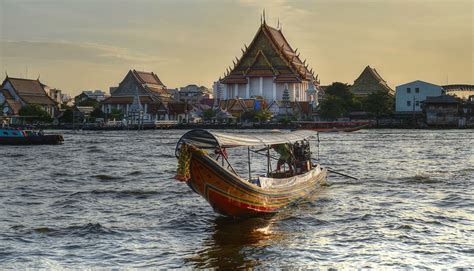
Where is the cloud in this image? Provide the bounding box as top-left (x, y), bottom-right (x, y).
top-left (0, 40), bottom-right (178, 65)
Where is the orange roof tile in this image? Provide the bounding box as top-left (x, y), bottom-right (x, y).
top-left (132, 70), bottom-right (165, 86)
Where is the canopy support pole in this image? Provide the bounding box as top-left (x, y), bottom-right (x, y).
top-left (247, 147), bottom-right (251, 181)
top-left (219, 147), bottom-right (238, 176)
top-left (267, 146), bottom-right (270, 175)
top-left (317, 132), bottom-right (320, 161)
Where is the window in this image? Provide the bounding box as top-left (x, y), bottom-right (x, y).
top-left (407, 101), bottom-right (411, 106)
top-left (415, 101), bottom-right (420, 106)
top-left (12, 132), bottom-right (18, 135)
top-left (407, 88), bottom-right (411, 93)
top-left (3, 131), bottom-right (7, 135)
top-left (415, 88), bottom-right (419, 93)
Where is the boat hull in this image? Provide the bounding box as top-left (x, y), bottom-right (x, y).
top-left (0, 135), bottom-right (64, 145)
top-left (187, 152), bottom-right (327, 217)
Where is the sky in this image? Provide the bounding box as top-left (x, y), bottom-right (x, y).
top-left (0, 0), bottom-right (472, 96)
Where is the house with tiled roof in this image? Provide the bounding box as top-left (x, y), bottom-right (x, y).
top-left (218, 98), bottom-right (266, 119)
top-left (267, 100), bottom-right (311, 119)
top-left (350, 66), bottom-right (394, 97)
top-left (101, 69), bottom-right (173, 122)
top-left (0, 76), bottom-right (58, 118)
top-left (218, 17), bottom-right (321, 106)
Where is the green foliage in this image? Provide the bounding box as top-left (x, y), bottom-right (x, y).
top-left (278, 114), bottom-right (297, 124)
top-left (202, 108), bottom-right (216, 120)
top-left (363, 91), bottom-right (394, 117)
top-left (254, 109), bottom-right (272, 122)
top-left (240, 111), bottom-right (256, 122)
top-left (75, 97), bottom-right (100, 108)
top-left (325, 82), bottom-right (354, 108)
top-left (351, 97), bottom-right (365, 112)
top-left (19, 104), bottom-right (52, 123)
top-left (60, 108), bottom-right (74, 123)
top-left (91, 107), bottom-right (105, 119)
top-left (319, 95), bottom-right (346, 120)
top-left (110, 108), bottom-right (123, 120)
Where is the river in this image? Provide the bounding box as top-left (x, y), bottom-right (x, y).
top-left (0, 129), bottom-right (473, 268)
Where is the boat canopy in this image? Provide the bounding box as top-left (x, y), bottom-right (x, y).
top-left (176, 129), bottom-right (316, 149)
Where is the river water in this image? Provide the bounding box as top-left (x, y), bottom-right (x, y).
top-left (0, 129), bottom-right (473, 269)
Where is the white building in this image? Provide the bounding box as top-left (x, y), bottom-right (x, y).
top-left (395, 80), bottom-right (443, 112)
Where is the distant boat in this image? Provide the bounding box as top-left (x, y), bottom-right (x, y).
top-left (293, 120), bottom-right (370, 132)
top-left (175, 129), bottom-right (327, 217)
top-left (0, 127), bottom-right (63, 145)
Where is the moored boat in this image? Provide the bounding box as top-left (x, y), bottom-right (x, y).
top-left (0, 127), bottom-right (64, 145)
top-left (293, 120), bottom-right (370, 132)
top-left (175, 129), bottom-right (327, 217)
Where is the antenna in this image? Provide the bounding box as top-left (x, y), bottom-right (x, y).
top-left (263, 9), bottom-right (266, 24)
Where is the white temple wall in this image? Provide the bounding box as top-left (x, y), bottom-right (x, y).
top-left (249, 77), bottom-right (260, 97)
top-left (221, 80), bottom-right (312, 103)
top-left (275, 83), bottom-right (285, 101)
top-left (238, 84), bottom-right (246, 98)
top-left (262, 78), bottom-right (273, 101)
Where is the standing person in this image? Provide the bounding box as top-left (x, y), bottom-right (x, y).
top-left (273, 143), bottom-right (293, 174)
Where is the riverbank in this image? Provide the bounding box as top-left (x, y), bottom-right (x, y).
top-left (34, 122), bottom-right (473, 130)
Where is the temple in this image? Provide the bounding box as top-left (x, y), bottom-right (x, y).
top-left (1, 76), bottom-right (58, 117)
top-left (101, 69), bottom-right (174, 122)
top-left (217, 16), bottom-right (320, 105)
top-left (350, 65), bottom-right (394, 97)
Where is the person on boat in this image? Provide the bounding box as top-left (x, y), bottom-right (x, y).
top-left (272, 143), bottom-right (294, 174)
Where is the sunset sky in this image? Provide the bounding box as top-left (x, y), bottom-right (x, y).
top-left (0, 0), bottom-right (472, 96)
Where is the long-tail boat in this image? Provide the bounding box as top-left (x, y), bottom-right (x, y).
top-left (293, 120), bottom-right (370, 132)
top-left (175, 129), bottom-right (327, 217)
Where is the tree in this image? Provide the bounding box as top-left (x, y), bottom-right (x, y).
top-left (110, 108), bottom-right (123, 120)
top-left (75, 97), bottom-right (100, 108)
top-left (319, 95), bottom-right (346, 120)
top-left (240, 110), bottom-right (256, 122)
top-left (91, 107), bottom-right (105, 119)
top-left (19, 104), bottom-right (52, 123)
top-left (59, 108), bottom-right (74, 123)
top-left (325, 82), bottom-right (354, 109)
top-left (254, 109), bottom-right (272, 122)
top-left (202, 108), bottom-right (216, 120)
top-left (363, 91), bottom-right (394, 118)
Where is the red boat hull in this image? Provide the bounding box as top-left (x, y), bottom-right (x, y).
top-left (187, 152), bottom-right (327, 217)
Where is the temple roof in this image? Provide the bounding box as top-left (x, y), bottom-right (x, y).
top-left (132, 70), bottom-right (165, 87)
top-left (101, 96), bottom-right (157, 104)
top-left (221, 21), bottom-right (317, 85)
top-left (1, 90), bottom-right (21, 114)
top-left (442, 84), bottom-right (474, 92)
top-left (109, 69), bottom-right (171, 104)
top-left (1, 77), bottom-right (56, 105)
top-left (350, 66), bottom-right (394, 96)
